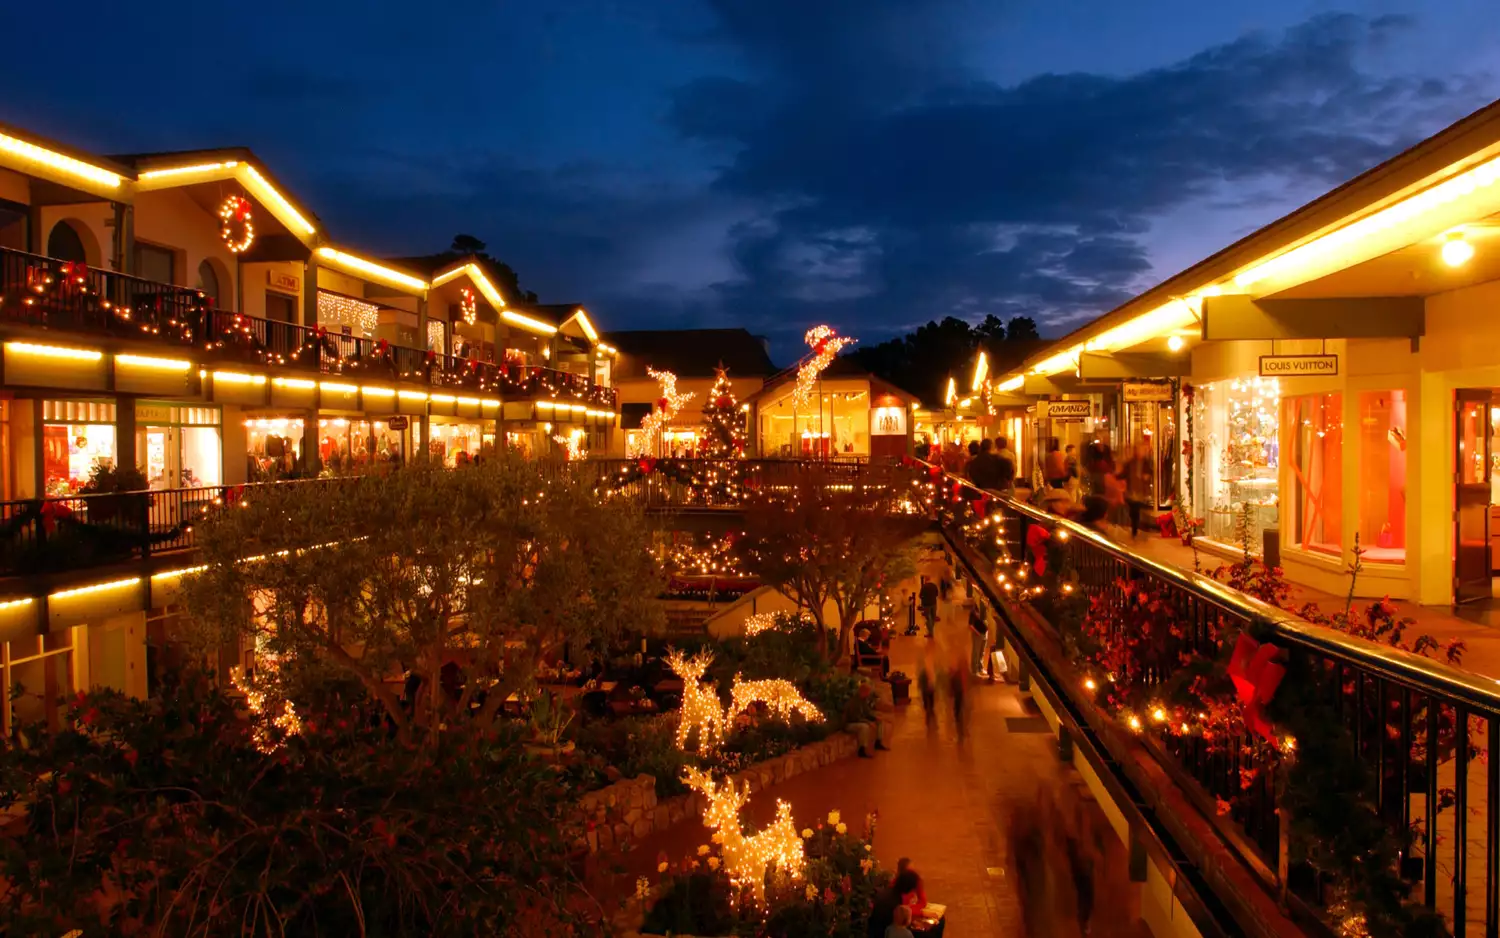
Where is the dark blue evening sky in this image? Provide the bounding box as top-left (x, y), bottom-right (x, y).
top-left (3, 1), bottom-right (1497, 359)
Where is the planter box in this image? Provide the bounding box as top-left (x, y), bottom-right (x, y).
top-left (573, 731), bottom-right (860, 857)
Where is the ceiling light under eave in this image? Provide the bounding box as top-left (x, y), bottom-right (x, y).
top-left (1442, 231), bottom-right (1475, 268)
top-left (1167, 335), bottom-right (1186, 353)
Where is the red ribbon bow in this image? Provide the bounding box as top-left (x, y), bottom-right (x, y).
top-left (637, 457), bottom-right (657, 475)
top-left (1227, 634), bottom-right (1285, 743)
top-left (1026, 525), bottom-right (1050, 576)
top-left (973, 494), bottom-right (989, 518)
top-left (39, 500), bottom-right (73, 534)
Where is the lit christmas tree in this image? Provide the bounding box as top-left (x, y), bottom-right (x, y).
top-left (700, 364), bottom-right (747, 459)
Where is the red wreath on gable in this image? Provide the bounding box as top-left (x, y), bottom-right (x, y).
top-left (1026, 525), bottom-right (1051, 577)
top-left (1227, 633), bottom-right (1285, 743)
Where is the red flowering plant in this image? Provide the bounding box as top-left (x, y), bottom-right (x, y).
top-left (0, 672), bottom-right (595, 938)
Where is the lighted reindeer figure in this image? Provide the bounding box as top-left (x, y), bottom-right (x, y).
top-left (729, 674), bottom-right (825, 725)
top-left (683, 765), bottom-right (805, 904)
top-left (666, 649), bottom-right (825, 755)
top-left (666, 648), bottom-right (727, 754)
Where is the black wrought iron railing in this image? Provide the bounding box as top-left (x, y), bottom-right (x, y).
top-left (0, 247), bottom-right (616, 409)
top-left (938, 474), bottom-right (1499, 936)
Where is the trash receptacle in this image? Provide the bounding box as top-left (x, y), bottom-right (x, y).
top-left (1262, 527), bottom-right (1280, 569)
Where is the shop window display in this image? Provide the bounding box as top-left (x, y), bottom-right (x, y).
top-left (1358, 390), bottom-right (1406, 562)
top-left (1287, 392), bottom-right (1343, 556)
top-left (137, 404), bottom-right (222, 490)
top-left (1189, 378), bottom-right (1280, 550)
top-left (42, 400), bottom-right (119, 495)
top-left (246, 417), bottom-right (305, 481)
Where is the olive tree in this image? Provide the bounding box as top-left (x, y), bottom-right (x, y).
top-left (180, 456), bottom-right (663, 738)
top-left (735, 468), bottom-right (921, 661)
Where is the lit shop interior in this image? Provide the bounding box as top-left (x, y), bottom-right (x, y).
top-left (757, 387), bottom-right (871, 458)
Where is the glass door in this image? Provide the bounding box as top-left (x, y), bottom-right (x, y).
top-left (1455, 389), bottom-right (1492, 605)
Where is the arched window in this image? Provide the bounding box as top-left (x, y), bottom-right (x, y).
top-left (46, 221), bottom-right (87, 263)
top-left (196, 259), bottom-right (221, 307)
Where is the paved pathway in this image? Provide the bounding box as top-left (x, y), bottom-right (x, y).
top-left (590, 554), bottom-right (1149, 937)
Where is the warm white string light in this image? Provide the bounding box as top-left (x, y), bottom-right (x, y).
top-left (793, 325), bottom-right (855, 409)
top-left (684, 766), bottom-right (805, 904)
top-left (317, 292), bottom-right (381, 338)
top-left (635, 368), bottom-right (694, 457)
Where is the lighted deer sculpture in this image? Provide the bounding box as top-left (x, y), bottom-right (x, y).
top-left (683, 765), bottom-right (805, 904)
top-left (666, 648), bottom-right (727, 754)
top-left (666, 649), bottom-right (824, 755)
top-left (730, 674), bottom-right (824, 725)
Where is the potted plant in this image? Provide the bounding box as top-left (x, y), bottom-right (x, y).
top-left (525, 691), bottom-right (576, 762)
top-left (78, 464), bottom-right (151, 529)
top-left (887, 671), bottom-right (911, 704)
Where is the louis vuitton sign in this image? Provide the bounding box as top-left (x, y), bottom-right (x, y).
top-left (1259, 354), bottom-right (1339, 377)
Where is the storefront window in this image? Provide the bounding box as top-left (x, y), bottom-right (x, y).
top-left (42, 399), bottom-right (117, 495)
top-left (1287, 392), bottom-right (1342, 556)
top-left (319, 417), bottom-right (410, 472)
top-left (758, 389), bottom-right (870, 458)
top-left (1189, 379), bottom-right (1280, 550)
top-left (427, 420), bottom-right (486, 467)
top-left (246, 417), bottom-right (305, 481)
top-left (2, 627), bottom-right (75, 737)
top-left (1359, 390), bottom-right (1407, 563)
top-left (136, 403), bottom-right (222, 490)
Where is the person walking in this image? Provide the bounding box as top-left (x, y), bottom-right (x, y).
top-left (1122, 441), bottom-right (1155, 539)
top-left (994, 436), bottom-right (1017, 495)
top-left (918, 650), bottom-right (937, 732)
top-left (948, 654), bottom-right (969, 743)
top-left (968, 600), bottom-right (990, 679)
top-left (918, 575), bottom-right (939, 638)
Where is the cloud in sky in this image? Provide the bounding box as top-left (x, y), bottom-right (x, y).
top-left (0, 2), bottom-right (1494, 359)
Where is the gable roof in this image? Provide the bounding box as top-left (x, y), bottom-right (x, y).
top-left (608, 328), bottom-right (776, 380)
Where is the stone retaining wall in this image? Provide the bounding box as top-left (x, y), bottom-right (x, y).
top-left (576, 731), bottom-right (860, 856)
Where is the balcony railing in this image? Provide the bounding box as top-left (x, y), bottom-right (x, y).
top-left (0, 247), bottom-right (616, 409)
top-left (938, 474), bottom-right (1499, 935)
top-left (0, 458), bottom-right (903, 578)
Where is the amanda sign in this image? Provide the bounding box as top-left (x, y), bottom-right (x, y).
top-left (870, 406), bottom-right (907, 436)
top-left (1043, 399), bottom-right (1091, 420)
top-left (1122, 381), bottom-right (1173, 403)
top-left (1259, 354), bottom-right (1339, 378)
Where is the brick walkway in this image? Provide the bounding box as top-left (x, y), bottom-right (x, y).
top-left (590, 555), bottom-right (1149, 937)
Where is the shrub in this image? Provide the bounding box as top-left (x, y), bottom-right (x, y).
top-left (0, 674), bottom-right (593, 937)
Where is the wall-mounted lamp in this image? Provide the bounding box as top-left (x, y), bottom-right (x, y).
top-left (1442, 230), bottom-right (1475, 268)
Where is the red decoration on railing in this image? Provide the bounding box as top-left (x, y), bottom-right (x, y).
top-left (1227, 633), bottom-right (1285, 743)
top-left (39, 500), bottom-right (73, 534)
top-left (637, 457), bottom-right (658, 475)
top-left (973, 494), bottom-right (988, 518)
top-left (224, 484), bottom-right (247, 506)
top-left (1026, 525), bottom-right (1050, 576)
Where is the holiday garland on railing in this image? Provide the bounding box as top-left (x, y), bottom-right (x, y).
top-left (0, 498), bottom-right (192, 572)
top-left (596, 457), bottom-right (748, 506)
top-left (928, 476), bottom-right (1469, 938)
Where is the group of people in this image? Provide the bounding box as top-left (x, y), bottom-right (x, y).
top-left (1007, 786), bottom-right (1105, 938)
top-left (1039, 439), bottom-right (1157, 539)
top-left (868, 858), bottom-right (939, 938)
top-left (964, 436), bottom-right (1018, 492)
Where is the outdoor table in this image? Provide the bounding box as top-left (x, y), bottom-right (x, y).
top-left (912, 903), bottom-right (946, 933)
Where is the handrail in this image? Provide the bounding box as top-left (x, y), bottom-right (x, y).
top-left (935, 463), bottom-right (1496, 934)
top-left (982, 481), bottom-right (1500, 716)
